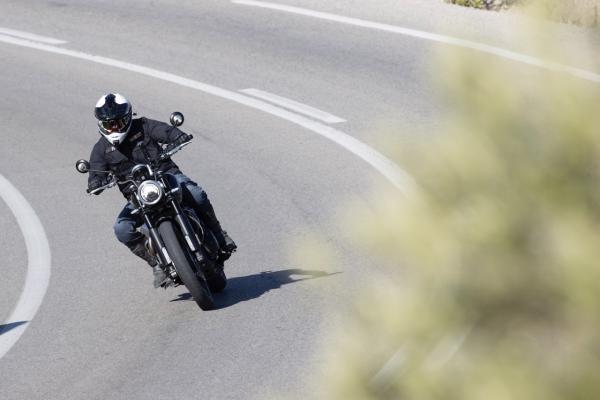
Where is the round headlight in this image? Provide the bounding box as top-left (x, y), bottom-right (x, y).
top-left (138, 181), bottom-right (163, 205)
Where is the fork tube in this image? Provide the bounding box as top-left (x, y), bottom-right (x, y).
top-left (169, 198), bottom-right (204, 261)
top-left (142, 213), bottom-right (172, 266)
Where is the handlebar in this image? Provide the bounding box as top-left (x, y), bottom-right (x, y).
top-left (159, 140), bottom-right (191, 161)
top-left (87, 139), bottom-right (191, 196)
top-left (87, 179), bottom-right (117, 195)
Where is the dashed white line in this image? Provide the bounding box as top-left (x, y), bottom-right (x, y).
top-left (0, 174), bottom-right (51, 359)
top-left (0, 33), bottom-right (414, 193)
top-left (240, 88), bottom-right (346, 124)
top-left (232, 0), bottom-right (600, 84)
top-left (0, 27), bottom-right (67, 45)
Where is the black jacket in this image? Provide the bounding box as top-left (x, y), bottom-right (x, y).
top-left (88, 117), bottom-right (187, 195)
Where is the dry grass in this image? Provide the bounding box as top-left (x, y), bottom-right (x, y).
top-left (446, 0), bottom-right (600, 27)
top-left (541, 0), bottom-right (600, 27)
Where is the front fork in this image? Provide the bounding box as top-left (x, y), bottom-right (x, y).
top-left (142, 213), bottom-right (173, 266)
top-left (138, 193), bottom-right (206, 271)
top-left (169, 198), bottom-right (206, 266)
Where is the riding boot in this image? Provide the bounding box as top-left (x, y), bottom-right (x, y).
top-left (127, 238), bottom-right (167, 288)
top-left (195, 199), bottom-right (237, 253)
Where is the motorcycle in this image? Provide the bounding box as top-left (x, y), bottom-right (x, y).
top-left (75, 112), bottom-right (226, 310)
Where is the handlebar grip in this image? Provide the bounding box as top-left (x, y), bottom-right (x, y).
top-left (87, 187), bottom-right (104, 195)
top-left (87, 180), bottom-right (113, 195)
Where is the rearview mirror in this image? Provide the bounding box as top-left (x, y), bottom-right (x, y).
top-left (170, 112), bottom-right (184, 127)
top-left (75, 159), bottom-right (90, 174)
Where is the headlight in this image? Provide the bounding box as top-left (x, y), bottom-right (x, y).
top-left (138, 180), bottom-right (163, 205)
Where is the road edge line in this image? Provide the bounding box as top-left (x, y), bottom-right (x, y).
top-left (0, 174), bottom-right (51, 359)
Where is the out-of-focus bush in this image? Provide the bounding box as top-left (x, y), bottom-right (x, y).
top-left (319, 23), bottom-right (600, 400)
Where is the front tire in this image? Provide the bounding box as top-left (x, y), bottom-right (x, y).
top-left (206, 264), bottom-right (227, 293)
top-left (158, 220), bottom-right (214, 310)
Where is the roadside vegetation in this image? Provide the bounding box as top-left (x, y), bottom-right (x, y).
top-left (445, 0), bottom-right (600, 28)
top-left (445, 0), bottom-right (519, 10)
top-left (314, 18), bottom-right (600, 400)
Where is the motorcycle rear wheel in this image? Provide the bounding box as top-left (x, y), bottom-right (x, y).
top-left (158, 220), bottom-right (214, 310)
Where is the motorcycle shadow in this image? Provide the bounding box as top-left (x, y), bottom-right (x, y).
top-left (170, 268), bottom-right (342, 309)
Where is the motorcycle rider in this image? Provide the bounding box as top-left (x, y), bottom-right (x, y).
top-left (87, 93), bottom-right (236, 287)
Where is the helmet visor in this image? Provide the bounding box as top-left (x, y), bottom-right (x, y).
top-left (100, 115), bottom-right (130, 133)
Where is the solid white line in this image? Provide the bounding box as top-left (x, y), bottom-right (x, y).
top-left (240, 88), bottom-right (346, 124)
top-left (0, 27), bottom-right (67, 45)
top-left (0, 34), bottom-right (414, 193)
top-left (232, 0), bottom-right (600, 84)
top-left (0, 174), bottom-right (51, 359)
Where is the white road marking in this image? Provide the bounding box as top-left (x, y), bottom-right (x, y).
top-left (0, 34), bottom-right (414, 193)
top-left (0, 27), bottom-right (67, 45)
top-left (240, 88), bottom-right (346, 124)
top-left (232, 0), bottom-right (600, 84)
top-left (0, 174), bottom-right (51, 359)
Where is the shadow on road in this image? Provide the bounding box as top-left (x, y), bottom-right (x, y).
top-left (0, 321), bottom-right (28, 336)
top-left (170, 268), bottom-right (341, 309)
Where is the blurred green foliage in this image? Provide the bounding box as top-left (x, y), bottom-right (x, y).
top-left (320, 23), bottom-right (600, 400)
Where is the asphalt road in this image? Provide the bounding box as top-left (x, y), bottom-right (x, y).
top-left (0, 1), bottom-right (597, 399)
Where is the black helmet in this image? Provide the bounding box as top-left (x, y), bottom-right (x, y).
top-left (94, 93), bottom-right (133, 145)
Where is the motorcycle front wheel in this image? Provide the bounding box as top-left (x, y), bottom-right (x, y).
top-left (158, 220), bottom-right (214, 310)
top-left (206, 264), bottom-right (227, 293)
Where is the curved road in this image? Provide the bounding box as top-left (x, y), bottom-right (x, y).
top-left (0, 1), bottom-right (596, 399)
